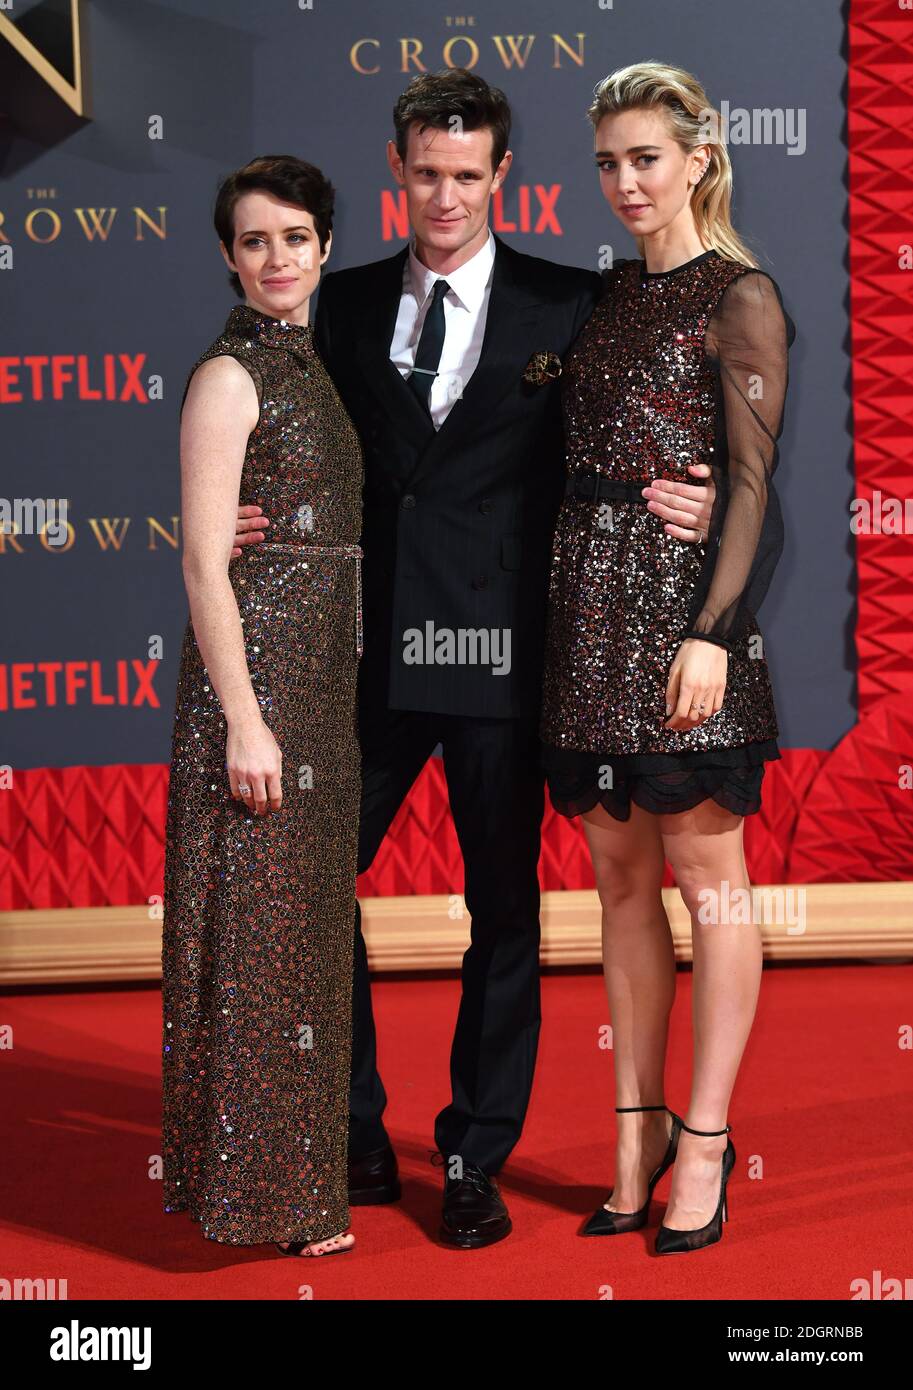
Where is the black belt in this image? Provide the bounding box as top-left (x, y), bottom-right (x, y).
top-left (564, 472), bottom-right (653, 503)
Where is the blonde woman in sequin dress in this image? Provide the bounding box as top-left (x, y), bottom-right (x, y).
top-left (540, 66), bottom-right (795, 1253)
top-left (161, 157), bottom-right (363, 1257)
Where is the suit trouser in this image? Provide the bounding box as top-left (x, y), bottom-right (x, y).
top-left (349, 700), bottom-right (545, 1175)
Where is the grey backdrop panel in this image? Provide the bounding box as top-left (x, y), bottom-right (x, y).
top-left (3, 0), bottom-right (853, 769)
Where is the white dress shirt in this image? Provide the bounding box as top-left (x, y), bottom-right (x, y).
top-left (389, 228), bottom-right (496, 430)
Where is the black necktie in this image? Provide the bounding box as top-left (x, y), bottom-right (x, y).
top-left (408, 278), bottom-right (450, 412)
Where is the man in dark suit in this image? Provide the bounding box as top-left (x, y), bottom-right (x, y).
top-left (233, 70), bottom-right (714, 1247)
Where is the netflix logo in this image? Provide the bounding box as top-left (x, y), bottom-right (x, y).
top-left (0, 354), bottom-right (159, 404)
top-left (380, 186), bottom-right (563, 241)
top-left (0, 659), bottom-right (161, 710)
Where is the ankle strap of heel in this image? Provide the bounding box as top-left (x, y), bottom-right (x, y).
top-left (680, 1121), bottom-right (732, 1136)
top-left (615, 1104), bottom-right (667, 1113)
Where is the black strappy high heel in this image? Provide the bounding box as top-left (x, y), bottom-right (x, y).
top-left (581, 1104), bottom-right (684, 1236)
top-left (655, 1121), bottom-right (734, 1255)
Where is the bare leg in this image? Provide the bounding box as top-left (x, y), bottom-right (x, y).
top-left (659, 801), bottom-right (761, 1230)
top-left (581, 801), bottom-right (678, 1212)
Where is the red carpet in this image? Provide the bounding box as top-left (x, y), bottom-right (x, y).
top-left (3, 963), bottom-right (911, 1301)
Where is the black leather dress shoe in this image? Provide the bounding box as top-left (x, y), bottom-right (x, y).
top-left (347, 1144), bottom-right (401, 1205)
top-left (440, 1163), bottom-right (512, 1249)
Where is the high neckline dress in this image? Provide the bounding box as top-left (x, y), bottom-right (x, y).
top-left (539, 250), bottom-right (795, 819)
top-left (161, 302), bottom-right (364, 1244)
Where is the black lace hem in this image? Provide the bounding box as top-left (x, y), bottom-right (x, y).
top-left (541, 739), bottom-right (780, 821)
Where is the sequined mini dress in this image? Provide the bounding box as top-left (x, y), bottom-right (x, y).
top-left (161, 304), bottom-right (364, 1245)
top-left (540, 250), bottom-right (794, 819)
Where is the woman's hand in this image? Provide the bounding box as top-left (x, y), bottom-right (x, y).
top-left (231, 503), bottom-right (270, 559)
top-left (664, 638), bottom-right (727, 729)
top-left (642, 462), bottom-right (715, 543)
top-left (226, 718), bottom-right (283, 814)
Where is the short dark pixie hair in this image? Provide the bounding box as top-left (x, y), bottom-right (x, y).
top-left (213, 154), bottom-right (335, 298)
top-left (392, 69), bottom-right (512, 173)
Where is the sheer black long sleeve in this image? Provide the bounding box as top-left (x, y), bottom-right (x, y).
top-left (684, 270), bottom-right (794, 650)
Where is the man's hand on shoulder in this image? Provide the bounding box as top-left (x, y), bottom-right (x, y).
top-left (642, 463), bottom-right (715, 543)
top-left (232, 504), bottom-right (269, 558)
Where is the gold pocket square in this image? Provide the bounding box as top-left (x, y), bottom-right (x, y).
top-left (522, 351), bottom-right (562, 385)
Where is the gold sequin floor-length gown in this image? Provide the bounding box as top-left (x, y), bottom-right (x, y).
top-left (161, 304), bottom-right (363, 1246)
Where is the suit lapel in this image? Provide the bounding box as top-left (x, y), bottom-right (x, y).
top-left (352, 246), bottom-right (437, 452)
top-left (402, 236), bottom-right (544, 485)
top-left (352, 235), bottom-right (546, 483)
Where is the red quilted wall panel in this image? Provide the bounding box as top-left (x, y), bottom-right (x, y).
top-left (848, 0), bottom-right (913, 709)
top-left (0, 749), bottom-right (888, 909)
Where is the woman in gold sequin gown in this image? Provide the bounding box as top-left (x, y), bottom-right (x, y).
top-left (161, 158), bottom-right (363, 1255)
top-left (539, 68), bottom-right (794, 1253)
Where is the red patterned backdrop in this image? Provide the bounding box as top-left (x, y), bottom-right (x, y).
top-left (2, 0), bottom-right (911, 910)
